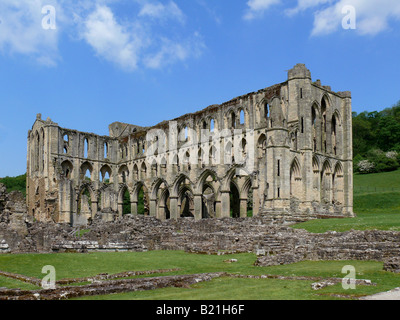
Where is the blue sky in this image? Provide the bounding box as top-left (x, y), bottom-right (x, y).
top-left (0, 0), bottom-right (400, 177)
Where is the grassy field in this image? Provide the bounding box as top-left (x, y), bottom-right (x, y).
top-left (1, 170), bottom-right (400, 300)
top-left (1, 251), bottom-right (400, 300)
top-left (292, 169), bottom-right (400, 233)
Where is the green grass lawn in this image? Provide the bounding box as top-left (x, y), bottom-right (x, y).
top-left (1, 251), bottom-right (399, 300)
top-left (77, 259), bottom-right (400, 300)
top-left (292, 169), bottom-right (400, 233)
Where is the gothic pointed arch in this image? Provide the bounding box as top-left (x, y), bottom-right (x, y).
top-left (61, 160), bottom-right (73, 179)
top-left (290, 157), bottom-right (302, 198)
top-left (100, 164), bottom-right (112, 183)
top-left (321, 160), bottom-right (333, 204)
top-left (171, 173), bottom-right (192, 198)
top-left (195, 168), bottom-right (218, 194)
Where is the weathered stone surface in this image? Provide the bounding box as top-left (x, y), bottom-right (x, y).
top-left (2, 207), bottom-right (400, 271)
top-left (383, 258), bottom-right (400, 273)
top-left (26, 64), bottom-right (354, 226)
top-left (1, 185), bottom-right (399, 270)
top-left (0, 273), bottom-right (224, 300)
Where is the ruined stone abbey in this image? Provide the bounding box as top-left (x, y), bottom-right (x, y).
top-left (26, 64), bottom-right (354, 225)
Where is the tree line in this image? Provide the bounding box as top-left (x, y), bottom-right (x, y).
top-left (353, 100), bottom-right (400, 173)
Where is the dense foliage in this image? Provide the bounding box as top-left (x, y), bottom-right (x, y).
top-left (0, 174), bottom-right (26, 196)
top-left (353, 101), bottom-right (400, 173)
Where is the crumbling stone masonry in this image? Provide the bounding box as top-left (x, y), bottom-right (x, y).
top-left (1, 184), bottom-right (399, 276)
top-left (26, 64), bottom-right (353, 225)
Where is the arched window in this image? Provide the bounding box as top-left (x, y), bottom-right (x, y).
top-left (179, 151), bottom-right (190, 171)
top-left (231, 112), bottom-right (236, 129)
top-left (312, 105), bottom-right (318, 152)
top-left (321, 98), bottom-right (327, 132)
top-left (119, 165), bottom-right (129, 183)
top-left (81, 162), bottom-right (93, 181)
top-left (104, 142), bottom-right (108, 159)
top-left (332, 114), bottom-right (338, 155)
top-left (240, 138), bottom-right (247, 162)
top-left (290, 159), bottom-right (302, 198)
top-left (35, 132), bottom-right (40, 172)
top-left (61, 161), bottom-right (73, 179)
top-left (84, 138), bottom-right (89, 158)
top-left (151, 161), bottom-right (158, 177)
top-left (225, 141), bottom-right (233, 164)
top-left (84, 169), bottom-right (91, 180)
top-left (209, 146), bottom-right (217, 165)
top-left (133, 164), bottom-right (139, 180)
top-left (240, 109), bottom-right (245, 125)
top-left (63, 134), bottom-right (69, 154)
top-left (100, 169), bottom-right (111, 183)
top-left (198, 149), bottom-right (204, 167)
top-left (141, 162), bottom-right (147, 177)
top-left (264, 103), bottom-right (269, 119)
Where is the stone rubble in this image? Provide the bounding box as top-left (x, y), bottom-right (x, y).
top-left (1, 186), bottom-right (400, 274)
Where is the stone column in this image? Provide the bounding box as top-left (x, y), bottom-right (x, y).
top-left (215, 200), bottom-right (222, 218)
top-left (92, 201), bottom-right (98, 218)
top-left (169, 196), bottom-right (178, 220)
top-left (117, 202), bottom-right (123, 218)
top-left (220, 191), bottom-right (230, 218)
top-left (194, 195), bottom-right (202, 220)
top-left (158, 204), bottom-right (165, 220)
top-left (131, 201), bottom-right (138, 215)
top-left (240, 199), bottom-right (248, 218)
top-left (149, 199), bottom-right (157, 217)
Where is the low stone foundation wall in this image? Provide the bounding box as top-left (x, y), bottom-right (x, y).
top-left (1, 213), bottom-right (400, 272)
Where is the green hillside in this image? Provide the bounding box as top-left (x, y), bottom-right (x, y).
top-left (293, 169), bottom-right (400, 233)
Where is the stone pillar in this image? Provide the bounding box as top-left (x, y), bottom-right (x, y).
top-left (117, 202), bottom-right (123, 217)
top-left (131, 201), bottom-right (138, 215)
top-left (170, 197), bottom-right (178, 220)
top-left (194, 195), bottom-right (202, 220)
top-left (240, 199), bottom-right (248, 218)
top-left (92, 201), bottom-right (98, 218)
top-left (149, 199), bottom-right (157, 217)
top-left (157, 205), bottom-right (165, 220)
top-left (302, 150), bottom-right (314, 211)
top-left (252, 184), bottom-right (260, 216)
top-left (215, 200), bottom-right (222, 218)
top-left (220, 191), bottom-right (230, 218)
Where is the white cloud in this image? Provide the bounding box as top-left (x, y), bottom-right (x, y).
top-left (144, 32), bottom-right (205, 69)
top-left (285, 0), bottom-right (333, 16)
top-left (287, 0), bottom-right (400, 36)
top-left (138, 1), bottom-right (185, 24)
top-left (79, 3), bottom-right (203, 71)
top-left (0, 0), bottom-right (60, 66)
top-left (0, 0), bottom-right (203, 70)
top-left (81, 5), bottom-right (142, 71)
top-left (243, 0), bottom-right (281, 20)
top-left (0, 0), bottom-right (202, 71)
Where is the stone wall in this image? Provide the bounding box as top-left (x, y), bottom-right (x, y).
top-left (1, 206), bottom-right (400, 271)
top-left (26, 64), bottom-right (354, 225)
top-left (1, 185), bottom-right (399, 270)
